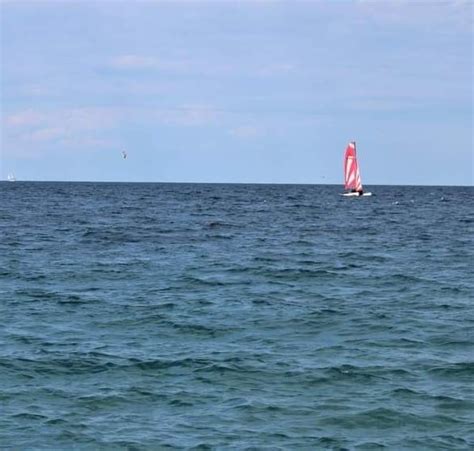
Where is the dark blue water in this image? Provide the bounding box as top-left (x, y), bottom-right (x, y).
top-left (1, 182), bottom-right (473, 449)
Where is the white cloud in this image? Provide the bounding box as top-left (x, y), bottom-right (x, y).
top-left (2, 108), bottom-right (121, 156)
top-left (29, 127), bottom-right (64, 142)
top-left (109, 54), bottom-right (192, 72)
top-left (110, 55), bottom-right (160, 69)
top-left (355, 0), bottom-right (471, 31)
top-left (2, 104), bottom-right (222, 156)
top-left (154, 105), bottom-right (221, 126)
top-left (6, 110), bottom-right (44, 127)
top-left (6, 107), bottom-right (121, 130)
top-left (229, 125), bottom-right (264, 139)
top-left (109, 53), bottom-right (299, 80)
top-left (256, 63), bottom-right (296, 77)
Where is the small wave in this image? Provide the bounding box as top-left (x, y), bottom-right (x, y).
top-left (321, 407), bottom-right (463, 429)
top-left (391, 387), bottom-right (420, 397)
top-left (427, 362), bottom-right (474, 379)
top-left (308, 307), bottom-right (342, 317)
top-left (168, 398), bottom-right (194, 407)
top-left (14, 289), bottom-right (57, 299)
top-left (253, 256), bottom-right (278, 263)
top-left (171, 323), bottom-right (226, 337)
top-left (181, 275), bottom-right (227, 287)
top-left (57, 294), bottom-right (91, 304)
top-left (323, 364), bottom-right (388, 382)
top-left (204, 233), bottom-right (234, 240)
top-left (103, 313), bottom-right (169, 327)
top-left (76, 393), bottom-right (128, 405)
top-left (205, 221), bottom-right (237, 229)
top-left (81, 228), bottom-right (141, 244)
top-left (391, 389), bottom-right (474, 411)
top-left (354, 442), bottom-right (386, 450)
top-left (132, 357), bottom-right (213, 371)
top-left (45, 418), bottom-right (69, 425)
top-left (11, 412), bottom-right (48, 420)
top-left (271, 268), bottom-right (338, 280)
top-left (402, 435), bottom-right (469, 449)
top-left (315, 436), bottom-right (348, 447)
top-left (2, 356), bottom-right (119, 376)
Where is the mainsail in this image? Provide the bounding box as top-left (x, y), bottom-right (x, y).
top-left (344, 141), bottom-right (363, 192)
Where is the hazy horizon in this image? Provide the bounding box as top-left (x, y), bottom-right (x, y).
top-left (2, 180), bottom-right (473, 188)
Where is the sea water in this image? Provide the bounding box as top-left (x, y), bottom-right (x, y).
top-left (1, 182), bottom-right (473, 449)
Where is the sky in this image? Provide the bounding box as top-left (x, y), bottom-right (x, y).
top-left (0, 0), bottom-right (472, 185)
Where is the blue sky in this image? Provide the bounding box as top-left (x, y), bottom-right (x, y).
top-left (1, 0), bottom-right (472, 185)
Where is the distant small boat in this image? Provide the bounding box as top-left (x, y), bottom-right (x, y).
top-left (341, 141), bottom-right (372, 197)
top-left (7, 173), bottom-right (16, 182)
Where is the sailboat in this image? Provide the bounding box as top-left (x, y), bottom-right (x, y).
top-left (7, 173), bottom-right (16, 182)
top-left (341, 141), bottom-right (372, 197)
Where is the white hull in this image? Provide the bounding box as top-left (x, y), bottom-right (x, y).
top-left (341, 192), bottom-right (372, 197)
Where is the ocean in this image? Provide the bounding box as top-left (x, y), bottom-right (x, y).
top-left (1, 182), bottom-right (473, 449)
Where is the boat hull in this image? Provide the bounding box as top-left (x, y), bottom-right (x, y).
top-left (341, 192), bottom-right (372, 197)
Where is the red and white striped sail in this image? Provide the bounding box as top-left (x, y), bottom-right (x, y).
top-left (344, 141), bottom-right (363, 192)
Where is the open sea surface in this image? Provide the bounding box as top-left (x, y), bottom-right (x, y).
top-left (0, 182), bottom-right (473, 450)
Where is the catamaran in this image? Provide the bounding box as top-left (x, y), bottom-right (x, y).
top-left (341, 141), bottom-right (372, 197)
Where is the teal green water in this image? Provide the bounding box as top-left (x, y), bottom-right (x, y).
top-left (1, 183), bottom-right (473, 449)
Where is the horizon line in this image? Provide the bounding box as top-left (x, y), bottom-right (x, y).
top-left (2, 180), bottom-right (473, 188)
